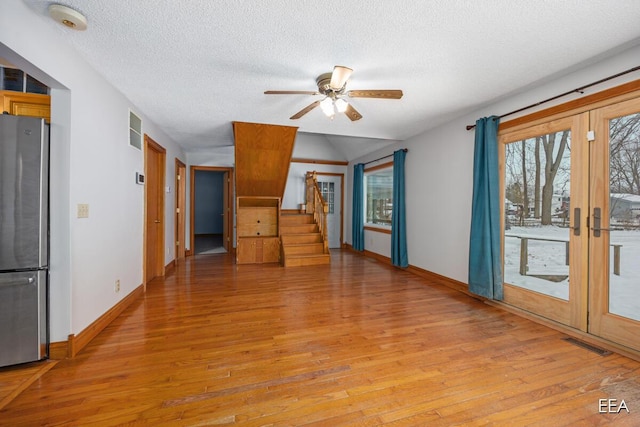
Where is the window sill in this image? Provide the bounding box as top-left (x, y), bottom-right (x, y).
top-left (364, 225), bottom-right (392, 235)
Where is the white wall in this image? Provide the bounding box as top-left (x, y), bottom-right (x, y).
top-left (346, 43), bottom-right (640, 285)
top-left (0, 1), bottom-right (185, 340)
top-left (284, 133), bottom-right (347, 210)
top-left (283, 162), bottom-right (347, 210)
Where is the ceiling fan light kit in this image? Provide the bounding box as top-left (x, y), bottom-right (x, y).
top-left (48, 4), bottom-right (88, 31)
top-left (265, 65), bottom-right (403, 121)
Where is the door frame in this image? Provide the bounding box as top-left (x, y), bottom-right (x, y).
top-left (143, 135), bottom-right (166, 288)
top-left (175, 158), bottom-right (186, 260)
top-left (313, 172), bottom-right (345, 247)
top-left (497, 79), bottom-right (640, 356)
top-left (189, 166), bottom-right (234, 255)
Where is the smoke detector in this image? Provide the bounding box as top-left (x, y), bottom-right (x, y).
top-left (48, 4), bottom-right (87, 31)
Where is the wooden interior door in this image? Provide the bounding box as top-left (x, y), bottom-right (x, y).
top-left (500, 113), bottom-right (589, 330)
top-left (144, 135), bottom-right (166, 284)
top-left (175, 159), bottom-right (186, 260)
top-left (589, 97), bottom-right (640, 351)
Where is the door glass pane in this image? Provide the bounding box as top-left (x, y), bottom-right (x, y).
top-left (504, 130), bottom-right (572, 300)
top-left (608, 112), bottom-right (640, 321)
top-left (319, 181), bottom-right (334, 214)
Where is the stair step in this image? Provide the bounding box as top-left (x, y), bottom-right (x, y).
top-left (283, 243), bottom-right (324, 255)
top-left (281, 233), bottom-right (323, 244)
top-left (284, 253), bottom-right (331, 267)
top-left (280, 214), bottom-right (314, 225)
top-left (281, 224), bottom-right (318, 234)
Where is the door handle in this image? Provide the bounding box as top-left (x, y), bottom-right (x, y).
top-left (155, 220), bottom-right (161, 223)
top-left (572, 207), bottom-right (580, 236)
top-left (591, 207), bottom-right (611, 237)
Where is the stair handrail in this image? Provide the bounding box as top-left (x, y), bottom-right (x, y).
top-left (305, 172), bottom-right (329, 254)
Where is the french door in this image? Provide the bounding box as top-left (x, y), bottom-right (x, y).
top-left (500, 114), bottom-right (589, 330)
top-left (589, 98), bottom-right (640, 351)
top-left (500, 95), bottom-right (640, 352)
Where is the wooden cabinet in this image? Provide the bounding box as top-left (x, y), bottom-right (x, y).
top-left (237, 207), bottom-right (278, 237)
top-left (236, 197), bottom-right (281, 264)
top-left (1, 91), bottom-right (51, 122)
top-left (237, 237), bottom-right (280, 264)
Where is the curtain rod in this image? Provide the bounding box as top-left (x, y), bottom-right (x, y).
top-left (363, 148), bottom-right (408, 165)
top-left (465, 65), bottom-right (640, 131)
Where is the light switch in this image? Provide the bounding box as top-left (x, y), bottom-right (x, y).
top-left (77, 203), bottom-right (89, 218)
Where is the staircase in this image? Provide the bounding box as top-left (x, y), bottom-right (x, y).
top-left (280, 213), bottom-right (330, 266)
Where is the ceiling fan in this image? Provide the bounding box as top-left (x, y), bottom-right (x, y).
top-left (264, 65), bottom-right (403, 121)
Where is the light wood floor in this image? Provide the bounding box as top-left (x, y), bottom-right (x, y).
top-left (1, 250), bottom-right (639, 426)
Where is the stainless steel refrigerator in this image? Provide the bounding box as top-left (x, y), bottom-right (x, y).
top-left (0, 114), bottom-right (49, 367)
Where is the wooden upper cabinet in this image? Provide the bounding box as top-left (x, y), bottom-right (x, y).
top-left (1, 91), bottom-right (51, 122)
top-left (233, 121), bottom-right (298, 199)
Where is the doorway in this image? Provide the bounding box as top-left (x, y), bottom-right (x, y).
top-left (144, 135), bottom-right (166, 285)
top-left (190, 166), bottom-right (233, 255)
top-left (500, 91), bottom-right (640, 352)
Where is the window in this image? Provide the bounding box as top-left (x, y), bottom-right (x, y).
top-left (0, 66), bottom-right (49, 94)
top-left (365, 164), bottom-right (393, 227)
top-left (129, 110), bottom-right (142, 150)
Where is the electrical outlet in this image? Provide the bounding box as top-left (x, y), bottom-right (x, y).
top-left (115, 279), bottom-right (120, 293)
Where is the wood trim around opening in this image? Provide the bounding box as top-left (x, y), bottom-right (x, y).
top-left (189, 166), bottom-right (234, 256)
top-left (364, 161), bottom-right (393, 173)
top-left (500, 78), bottom-right (640, 132)
top-left (364, 226), bottom-right (392, 234)
top-left (291, 158), bottom-right (349, 166)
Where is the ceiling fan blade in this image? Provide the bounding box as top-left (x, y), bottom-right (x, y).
top-left (290, 101), bottom-right (321, 119)
top-left (344, 104), bottom-right (363, 121)
top-left (347, 90), bottom-right (403, 99)
top-left (329, 66), bottom-right (353, 90)
top-left (265, 90), bottom-right (319, 95)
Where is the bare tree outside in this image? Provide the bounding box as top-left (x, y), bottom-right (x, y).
top-left (504, 131), bottom-right (571, 227)
top-left (610, 113), bottom-right (640, 195)
top-left (540, 131), bottom-right (570, 225)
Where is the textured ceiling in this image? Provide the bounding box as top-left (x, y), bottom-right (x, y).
top-left (21, 0), bottom-right (640, 155)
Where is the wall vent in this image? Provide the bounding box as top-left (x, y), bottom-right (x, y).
top-left (129, 110), bottom-right (142, 150)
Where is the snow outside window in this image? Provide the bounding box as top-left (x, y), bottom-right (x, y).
top-left (365, 166), bottom-right (393, 227)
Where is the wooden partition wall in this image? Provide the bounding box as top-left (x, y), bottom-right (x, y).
top-left (232, 122), bottom-right (298, 264)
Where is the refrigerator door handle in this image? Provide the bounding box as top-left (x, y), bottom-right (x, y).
top-left (0, 274), bottom-right (37, 288)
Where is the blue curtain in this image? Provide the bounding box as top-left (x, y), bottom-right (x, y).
top-left (352, 163), bottom-right (365, 251)
top-left (391, 149), bottom-right (408, 267)
top-left (469, 116), bottom-right (503, 300)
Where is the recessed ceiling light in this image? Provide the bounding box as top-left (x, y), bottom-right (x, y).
top-left (48, 4), bottom-right (87, 31)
